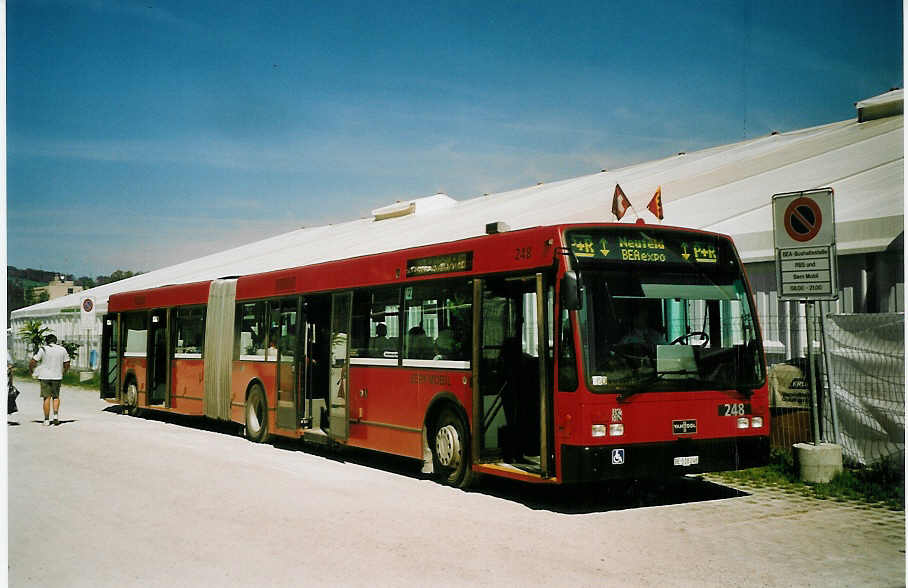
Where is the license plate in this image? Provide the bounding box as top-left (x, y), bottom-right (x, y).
top-left (673, 455), bottom-right (699, 467)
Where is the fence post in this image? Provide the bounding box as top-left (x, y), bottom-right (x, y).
top-left (805, 301), bottom-right (821, 445)
top-left (818, 309), bottom-right (841, 445)
top-left (782, 300), bottom-right (792, 361)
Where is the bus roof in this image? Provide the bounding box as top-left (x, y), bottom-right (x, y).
top-left (108, 222), bottom-right (734, 311)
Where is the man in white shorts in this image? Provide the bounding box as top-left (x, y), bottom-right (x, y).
top-left (30, 334), bottom-right (71, 426)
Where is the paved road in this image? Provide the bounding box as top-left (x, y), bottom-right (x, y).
top-left (8, 380), bottom-right (905, 587)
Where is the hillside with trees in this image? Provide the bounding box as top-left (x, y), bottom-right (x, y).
top-left (7, 266), bottom-right (143, 320)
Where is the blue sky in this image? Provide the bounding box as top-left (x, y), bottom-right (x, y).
top-left (6, 0), bottom-right (903, 277)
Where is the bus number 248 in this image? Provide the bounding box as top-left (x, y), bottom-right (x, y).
top-left (515, 246), bottom-right (532, 260)
top-left (718, 403), bottom-right (750, 416)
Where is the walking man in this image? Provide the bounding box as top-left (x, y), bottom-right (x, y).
top-left (29, 334), bottom-right (71, 426)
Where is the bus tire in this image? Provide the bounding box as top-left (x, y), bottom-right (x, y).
top-left (432, 406), bottom-right (474, 488)
top-left (244, 384), bottom-right (270, 443)
top-left (124, 379), bottom-right (141, 417)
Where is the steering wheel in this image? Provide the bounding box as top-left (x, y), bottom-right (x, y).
top-left (670, 331), bottom-right (709, 346)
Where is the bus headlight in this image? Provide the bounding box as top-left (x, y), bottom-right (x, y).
top-left (591, 424), bottom-right (607, 437)
top-left (736, 417), bottom-right (750, 429)
top-left (609, 424), bottom-right (624, 436)
top-left (750, 416), bottom-right (763, 428)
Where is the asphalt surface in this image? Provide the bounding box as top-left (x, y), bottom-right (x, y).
top-left (7, 380), bottom-right (905, 587)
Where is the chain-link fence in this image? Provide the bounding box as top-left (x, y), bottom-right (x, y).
top-left (765, 311), bottom-right (904, 468)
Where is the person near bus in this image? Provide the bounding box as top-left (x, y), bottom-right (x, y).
top-left (369, 323), bottom-right (397, 357)
top-left (29, 334), bottom-right (71, 426)
top-left (407, 325), bottom-right (434, 359)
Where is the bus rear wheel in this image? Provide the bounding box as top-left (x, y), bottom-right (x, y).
top-left (244, 384), bottom-right (270, 443)
top-left (432, 407), bottom-right (473, 488)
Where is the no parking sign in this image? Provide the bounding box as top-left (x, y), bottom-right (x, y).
top-left (772, 188), bottom-right (838, 301)
top-left (80, 295), bottom-right (96, 327)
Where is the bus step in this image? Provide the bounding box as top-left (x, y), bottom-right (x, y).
top-left (302, 428), bottom-right (331, 446)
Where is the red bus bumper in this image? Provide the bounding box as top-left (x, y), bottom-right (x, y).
top-left (560, 435), bottom-right (770, 483)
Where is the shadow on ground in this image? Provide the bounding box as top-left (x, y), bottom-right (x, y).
top-left (102, 406), bottom-right (747, 514)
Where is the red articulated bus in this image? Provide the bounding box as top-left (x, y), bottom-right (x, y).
top-left (101, 222), bottom-right (769, 487)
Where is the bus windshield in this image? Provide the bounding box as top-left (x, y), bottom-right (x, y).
top-left (578, 268), bottom-right (764, 394)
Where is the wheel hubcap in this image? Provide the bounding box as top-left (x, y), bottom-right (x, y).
top-left (435, 424), bottom-right (461, 468)
top-left (126, 384), bottom-right (137, 408)
top-left (247, 397), bottom-right (262, 433)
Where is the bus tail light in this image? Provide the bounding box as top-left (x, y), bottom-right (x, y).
top-left (736, 417), bottom-right (749, 429)
top-left (591, 424), bottom-right (607, 437)
top-left (609, 424), bottom-right (624, 437)
top-left (750, 416), bottom-right (763, 428)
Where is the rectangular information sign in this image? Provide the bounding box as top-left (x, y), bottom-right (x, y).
top-left (776, 244), bottom-right (839, 300)
top-left (772, 189), bottom-right (839, 301)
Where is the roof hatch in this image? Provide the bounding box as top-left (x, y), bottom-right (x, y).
top-left (856, 89), bottom-right (903, 122)
top-left (372, 193), bottom-right (457, 221)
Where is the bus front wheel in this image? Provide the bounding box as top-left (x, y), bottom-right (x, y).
top-left (244, 384), bottom-right (270, 443)
top-left (124, 380), bottom-right (141, 417)
top-left (432, 407), bottom-right (473, 488)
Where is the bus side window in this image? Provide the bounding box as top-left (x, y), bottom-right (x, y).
top-left (123, 312), bottom-right (148, 357)
top-left (403, 280), bottom-right (472, 362)
top-left (235, 301), bottom-right (267, 360)
top-left (558, 308), bottom-right (578, 391)
top-left (173, 306), bottom-right (205, 356)
top-left (352, 287), bottom-right (400, 359)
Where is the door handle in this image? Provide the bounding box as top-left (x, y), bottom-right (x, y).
top-left (359, 388), bottom-right (367, 398)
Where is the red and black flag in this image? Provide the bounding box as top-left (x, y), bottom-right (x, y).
top-left (612, 184), bottom-right (631, 220)
top-left (647, 186), bottom-right (664, 220)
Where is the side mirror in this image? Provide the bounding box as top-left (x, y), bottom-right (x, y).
top-left (734, 342), bottom-right (759, 397)
top-left (561, 271), bottom-right (583, 311)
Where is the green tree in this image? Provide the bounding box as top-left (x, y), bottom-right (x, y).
top-left (76, 276), bottom-right (96, 289)
top-left (18, 320), bottom-right (51, 354)
top-left (25, 288), bottom-right (49, 305)
top-left (60, 340), bottom-right (80, 361)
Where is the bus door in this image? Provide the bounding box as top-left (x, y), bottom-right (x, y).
top-left (147, 308), bottom-right (170, 406)
top-left (473, 274), bottom-right (551, 477)
top-left (300, 294), bottom-right (331, 430)
top-left (275, 297), bottom-right (300, 430)
top-left (327, 292), bottom-right (352, 441)
top-left (100, 314), bottom-right (119, 399)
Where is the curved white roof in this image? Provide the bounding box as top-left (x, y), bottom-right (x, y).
top-left (13, 93), bottom-right (903, 320)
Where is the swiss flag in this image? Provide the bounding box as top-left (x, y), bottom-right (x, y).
top-left (612, 184), bottom-right (631, 220)
top-left (647, 186), bottom-right (664, 220)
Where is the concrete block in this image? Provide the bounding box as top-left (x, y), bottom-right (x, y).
top-left (79, 371), bottom-right (94, 382)
top-left (794, 442), bottom-right (844, 483)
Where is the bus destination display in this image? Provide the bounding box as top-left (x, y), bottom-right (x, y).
top-left (568, 230), bottom-right (722, 266)
top-left (406, 252), bottom-right (473, 277)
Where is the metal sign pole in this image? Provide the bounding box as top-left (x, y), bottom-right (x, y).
top-left (804, 301), bottom-right (821, 445)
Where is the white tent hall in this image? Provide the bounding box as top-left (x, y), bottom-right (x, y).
top-left (10, 90), bottom-right (903, 368)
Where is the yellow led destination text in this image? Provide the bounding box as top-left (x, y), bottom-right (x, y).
top-left (693, 243), bottom-right (717, 263)
top-left (571, 236), bottom-right (596, 257)
top-left (618, 236), bottom-right (666, 263)
top-left (681, 241), bottom-right (718, 263)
